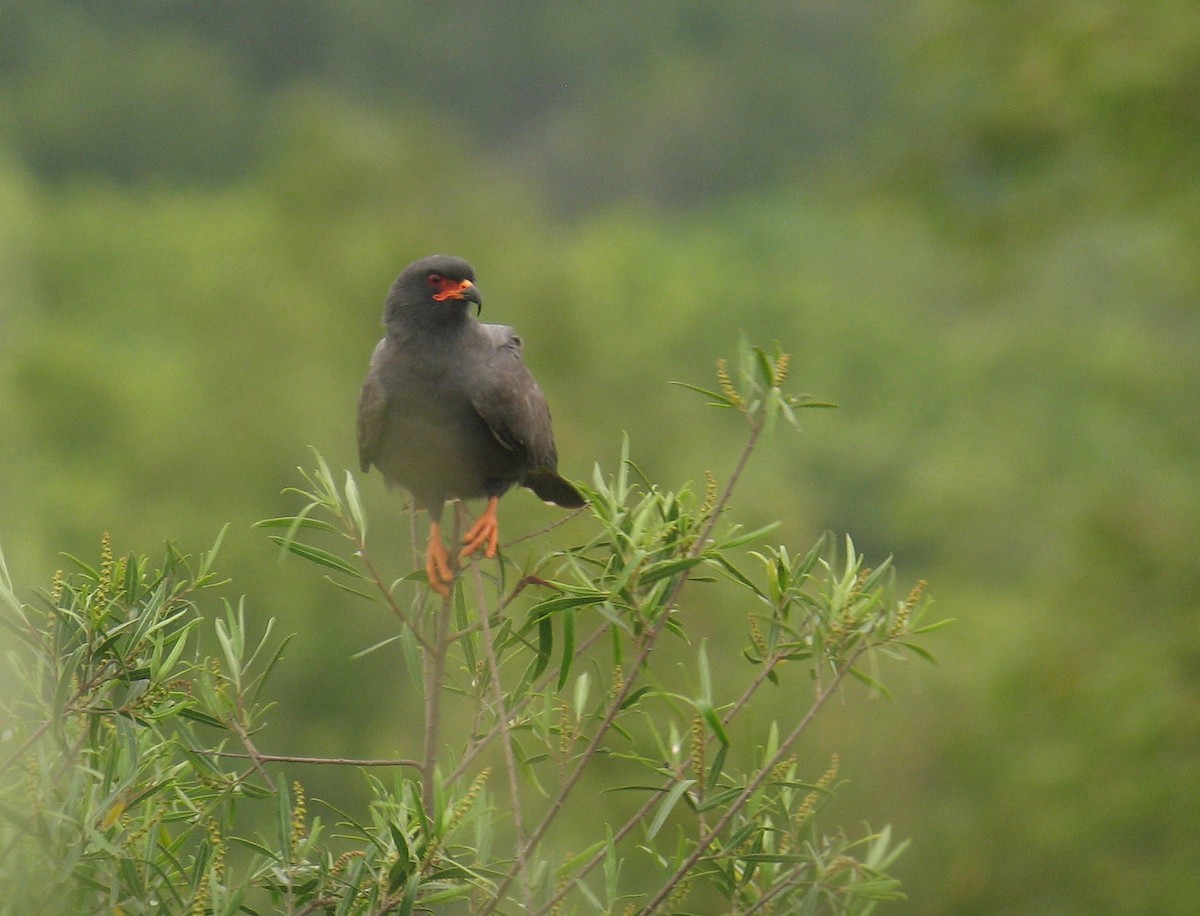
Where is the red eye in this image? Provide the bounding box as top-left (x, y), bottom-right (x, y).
top-left (427, 272), bottom-right (443, 287)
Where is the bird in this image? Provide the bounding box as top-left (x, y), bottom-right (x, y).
top-left (357, 254), bottom-right (584, 595)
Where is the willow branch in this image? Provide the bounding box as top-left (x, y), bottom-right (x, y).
top-left (483, 413), bottom-right (768, 914)
top-left (640, 643), bottom-right (869, 915)
top-left (467, 539), bottom-right (531, 909)
top-left (195, 750), bottom-right (421, 768)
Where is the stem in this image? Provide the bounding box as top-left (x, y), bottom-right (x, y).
top-left (484, 413), bottom-right (768, 914)
top-left (421, 513), bottom-right (456, 816)
top-left (639, 644), bottom-right (868, 915)
top-left (356, 544), bottom-right (432, 653)
top-left (421, 593), bottom-right (450, 816)
top-left (532, 651), bottom-right (786, 915)
top-left (467, 530), bottom-right (531, 909)
top-left (195, 750), bottom-right (421, 768)
top-left (445, 621), bottom-right (609, 787)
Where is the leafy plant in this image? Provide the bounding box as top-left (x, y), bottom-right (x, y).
top-left (0, 339), bottom-right (944, 913)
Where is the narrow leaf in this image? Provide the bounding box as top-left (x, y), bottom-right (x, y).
top-left (646, 779), bottom-right (695, 840)
top-left (267, 536), bottom-right (363, 578)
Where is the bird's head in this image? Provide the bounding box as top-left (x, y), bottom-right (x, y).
top-left (384, 254), bottom-right (483, 327)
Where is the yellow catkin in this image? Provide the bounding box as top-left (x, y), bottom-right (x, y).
top-left (748, 615), bottom-right (768, 658)
top-left (558, 701), bottom-right (576, 766)
top-left (291, 781), bottom-right (307, 851)
top-left (891, 579), bottom-right (927, 636)
top-left (332, 849), bottom-right (365, 875)
top-left (50, 569), bottom-right (65, 607)
top-left (769, 754), bottom-right (797, 788)
top-left (774, 352), bottom-right (791, 388)
top-left (691, 714), bottom-right (705, 785)
top-left (665, 877), bottom-right (692, 911)
top-left (208, 817), bottom-right (226, 880)
top-left (700, 470), bottom-right (717, 516)
top-left (98, 532), bottom-right (114, 603)
top-left (445, 767), bottom-right (490, 836)
top-left (716, 359), bottom-right (744, 407)
top-left (795, 753), bottom-right (840, 825)
top-left (192, 818), bottom-right (226, 915)
top-left (550, 866), bottom-right (573, 916)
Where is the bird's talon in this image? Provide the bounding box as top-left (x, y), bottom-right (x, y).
top-left (425, 527), bottom-right (456, 596)
top-left (461, 498), bottom-right (501, 559)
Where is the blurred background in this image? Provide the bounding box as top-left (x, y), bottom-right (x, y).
top-left (1, 1), bottom-right (1198, 911)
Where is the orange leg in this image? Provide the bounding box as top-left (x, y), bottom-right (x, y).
top-left (425, 520), bottom-right (456, 596)
top-left (461, 495), bottom-right (501, 559)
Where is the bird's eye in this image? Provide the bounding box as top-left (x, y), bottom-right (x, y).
top-left (427, 273), bottom-right (443, 287)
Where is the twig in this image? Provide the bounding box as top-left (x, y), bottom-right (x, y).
top-left (501, 505), bottom-right (588, 549)
top-left (483, 413), bottom-right (769, 914)
top-left (639, 644), bottom-right (868, 914)
top-left (532, 650), bottom-right (787, 915)
top-left (356, 544), bottom-right (433, 653)
top-left (421, 531), bottom-right (454, 817)
top-left (466, 511), bottom-right (532, 909)
top-left (194, 750), bottom-right (420, 768)
top-left (445, 619), bottom-right (609, 787)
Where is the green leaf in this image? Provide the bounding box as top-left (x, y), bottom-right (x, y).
top-left (910, 617), bottom-right (955, 635)
top-left (696, 785), bottom-right (745, 812)
top-left (557, 608), bottom-right (575, 691)
top-left (698, 639), bottom-right (713, 705)
top-left (397, 871), bottom-right (420, 914)
top-left (572, 671), bottom-right (591, 718)
top-left (646, 778), bottom-right (695, 840)
top-left (531, 614), bottom-right (553, 681)
top-left (276, 774), bottom-right (293, 860)
top-left (619, 685), bottom-right (654, 710)
top-left (266, 536), bottom-right (363, 578)
top-left (719, 521), bottom-right (781, 549)
top-left (177, 707), bottom-right (227, 729)
top-left (351, 635), bottom-right (404, 660)
top-left (705, 744), bottom-right (728, 796)
top-left (344, 470), bottom-right (367, 536)
top-left (668, 380), bottom-right (738, 407)
top-left (524, 592), bottom-right (609, 620)
top-left (897, 641), bottom-right (938, 664)
top-left (699, 702), bottom-right (730, 747)
top-left (556, 840), bottom-right (607, 876)
top-left (638, 554), bottom-right (708, 586)
top-left (254, 516), bottom-right (341, 533)
top-left (849, 665), bottom-right (894, 699)
top-left (753, 345), bottom-right (776, 390)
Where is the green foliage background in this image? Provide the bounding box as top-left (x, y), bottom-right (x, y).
top-left (1, 1), bottom-right (1197, 911)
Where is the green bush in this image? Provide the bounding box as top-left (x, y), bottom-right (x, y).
top-left (0, 341), bottom-right (943, 914)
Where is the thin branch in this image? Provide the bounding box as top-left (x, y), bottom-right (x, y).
top-left (422, 580), bottom-right (453, 817)
top-left (355, 544), bottom-right (433, 653)
top-left (501, 505), bottom-right (589, 549)
top-left (467, 521), bottom-right (531, 910)
top-left (639, 644), bottom-right (869, 915)
top-left (532, 651), bottom-right (787, 915)
top-left (742, 873), bottom-right (807, 915)
top-left (445, 620), bottom-right (610, 787)
top-left (194, 750), bottom-right (421, 768)
top-left (0, 719), bottom-right (51, 779)
top-left (484, 413), bottom-right (769, 914)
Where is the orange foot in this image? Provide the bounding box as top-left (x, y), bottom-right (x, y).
top-left (425, 521), bottom-right (456, 596)
top-left (461, 495), bottom-right (501, 559)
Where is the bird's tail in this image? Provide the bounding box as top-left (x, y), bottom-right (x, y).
top-left (526, 469), bottom-right (586, 509)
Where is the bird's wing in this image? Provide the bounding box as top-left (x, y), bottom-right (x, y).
top-left (470, 325), bottom-right (559, 470)
top-left (356, 339), bottom-right (389, 473)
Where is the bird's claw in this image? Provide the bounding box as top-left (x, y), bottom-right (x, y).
top-left (425, 532), bottom-right (456, 597)
top-left (461, 512), bottom-right (500, 560)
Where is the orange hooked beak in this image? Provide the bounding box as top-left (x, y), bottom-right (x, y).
top-left (432, 278), bottom-right (482, 313)
top-left (432, 278), bottom-right (477, 301)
